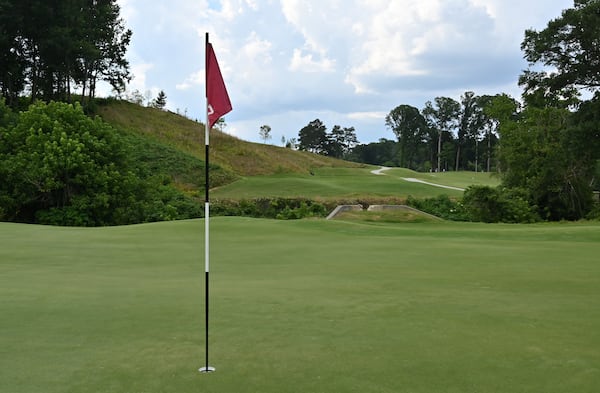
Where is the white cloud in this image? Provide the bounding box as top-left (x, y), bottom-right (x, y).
top-left (118, 0), bottom-right (137, 21)
top-left (129, 62), bottom-right (155, 92)
top-left (219, 0), bottom-right (240, 20)
top-left (344, 0), bottom-right (504, 94)
top-left (468, 0), bottom-right (497, 18)
top-left (244, 0), bottom-right (259, 11)
top-left (116, 0), bottom-right (575, 144)
top-left (176, 70), bottom-right (204, 91)
top-left (243, 32), bottom-right (273, 64)
top-left (347, 111), bottom-right (388, 121)
top-left (289, 49), bottom-right (336, 73)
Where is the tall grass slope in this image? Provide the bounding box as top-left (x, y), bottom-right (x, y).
top-left (96, 100), bottom-right (360, 177)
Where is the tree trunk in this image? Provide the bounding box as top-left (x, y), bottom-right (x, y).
top-left (455, 144), bottom-right (461, 171)
top-left (487, 134), bottom-right (491, 172)
top-left (437, 131), bottom-right (442, 172)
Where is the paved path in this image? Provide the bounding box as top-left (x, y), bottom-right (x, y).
top-left (370, 166), bottom-right (390, 175)
top-left (370, 166), bottom-right (465, 191)
top-left (401, 177), bottom-right (465, 191)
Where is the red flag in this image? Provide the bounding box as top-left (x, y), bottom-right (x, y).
top-left (206, 42), bottom-right (232, 129)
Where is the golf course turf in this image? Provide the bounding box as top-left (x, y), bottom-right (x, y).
top-left (1, 218), bottom-right (599, 392)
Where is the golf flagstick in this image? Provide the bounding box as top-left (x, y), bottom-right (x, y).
top-left (199, 104), bottom-right (214, 373)
top-left (199, 32), bottom-right (231, 374)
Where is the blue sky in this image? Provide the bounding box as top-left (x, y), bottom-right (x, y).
top-left (113, 0), bottom-right (574, 144)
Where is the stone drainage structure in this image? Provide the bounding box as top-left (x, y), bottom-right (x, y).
top-left (325, 204), bottom-right (363, 220)
top-left (326, 204), bottom-right (442, 220)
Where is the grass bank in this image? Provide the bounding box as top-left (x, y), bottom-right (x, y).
top-left (96, 100), bottom-right (358, 177)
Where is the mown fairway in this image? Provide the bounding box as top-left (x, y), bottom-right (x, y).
top-left (1, 218), bottom-right (599, 393)
top-left (211, 167), bottom-right (500, 200)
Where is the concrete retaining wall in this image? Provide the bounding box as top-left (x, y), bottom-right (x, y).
top-left (367, 204), bottom-right (443, 220)
top-left (325, 204), bottom-right (363, 220)
top-left (327, 204), bottom-right (443, 221)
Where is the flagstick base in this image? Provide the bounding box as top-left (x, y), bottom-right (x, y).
top-left (199, 366), bottom-right (216, 373)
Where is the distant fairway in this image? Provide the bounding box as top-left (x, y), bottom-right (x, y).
top-left (211, 167), bottom-right (500, 200)
top-left (1, 218), bottom-right (598, 393)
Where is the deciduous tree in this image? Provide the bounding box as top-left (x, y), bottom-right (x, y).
top-left (298, 119), bottom-right (327, 153)
top-left (259, 124), bottom-right (272, 144)
top-left (423, 97), bottom-right (460, 172)
top-left (520, 0), bottom-right (600, 104)
top-left (385, 104), bottom-right (428, 169)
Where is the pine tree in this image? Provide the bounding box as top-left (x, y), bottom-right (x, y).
top-left (153, 90), bottom-right (167, 109)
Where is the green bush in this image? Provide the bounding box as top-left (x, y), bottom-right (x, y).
top-left (586, 201), bottom-right (600, 220)
top-left (212, 198), bottom-right (327, 220)
top-left (0, 101), bottom-right (205, 226)
top-left (406, 194), bottom-right (469, 221)
top-left (462, 186), bottom-right (540, 223)
top-left (406, 187), bottom-right (541, 223)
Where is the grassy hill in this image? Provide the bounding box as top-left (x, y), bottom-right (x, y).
top-left (96, 100), bottom-right (360, 178)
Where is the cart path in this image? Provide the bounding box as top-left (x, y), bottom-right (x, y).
top-left (370, 166), bottom-right (465, 191)
top-left (370, 166), bottom-right (391, 175)
top-left (401, 177), bottom-right (465, 191)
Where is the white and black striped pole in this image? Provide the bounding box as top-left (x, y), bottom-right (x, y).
top-left (199, 32), bottom-right (215, 374)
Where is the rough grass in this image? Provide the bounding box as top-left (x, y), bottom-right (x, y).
top-left (1, 219), bottom-right (599, 393)
top-left (96, 100), bottom-right (359, 177)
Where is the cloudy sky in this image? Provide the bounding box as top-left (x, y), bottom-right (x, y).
top-left (114, 0), bottom-right (573, 144)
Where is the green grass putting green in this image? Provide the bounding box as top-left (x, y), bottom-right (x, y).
top-left (1, 219), bottom-right (599, 392)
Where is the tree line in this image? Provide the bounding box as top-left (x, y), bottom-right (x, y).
top-left (294, 91), bottom-right (502, 173)
top-left (295, 119), bottom-right (359, 159)
top-left (381, 92), bottom-right (499, 172)
top-left (0, 0), bottom-right (131, 107)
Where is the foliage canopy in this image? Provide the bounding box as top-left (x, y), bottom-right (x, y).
top-left (0, 0), bottom-right (131, 106)
top-left (520, 0), bottom-right (600, 103)
top-left (0, 101), bottom-right (201, 225)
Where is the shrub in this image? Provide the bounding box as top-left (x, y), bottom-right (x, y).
top-left (462, 186), bottom-right (540, 223)
top-left (211, 198), bottom-right (327, 220)
top-left (586, 201), bottom-right (600, 220)
top-left (406, 194), bottom-right (469, 221)
top-left (0, 101), bottom-right (205, 226)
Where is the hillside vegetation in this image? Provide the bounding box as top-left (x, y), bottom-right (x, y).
top-left (96, 99), bottom-right (360, 177)
top-left (1, 99), bottom-right (506, 225)
top-left (94, 102), bottom-right (509, 221)
top-left (96, 100), bottom-right (501, 199)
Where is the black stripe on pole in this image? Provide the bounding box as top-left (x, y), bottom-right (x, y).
top-left (205, 143), bottom-right (210, 372)
top-left (205, 270), bottom-right (209, 370)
